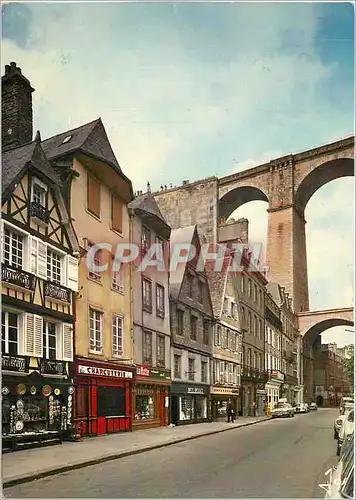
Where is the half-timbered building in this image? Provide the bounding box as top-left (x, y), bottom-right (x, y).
top-left (1, 62), bottom-right (80, 452)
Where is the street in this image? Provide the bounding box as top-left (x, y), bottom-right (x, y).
top-left (5, 409), bottom-right (338, 498)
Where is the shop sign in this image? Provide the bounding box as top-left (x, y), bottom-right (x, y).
top-left (39, 359), bottom-right (68, 377)
top-left (77, 364), bottom-right (133, 379)
top-left (136, 365), bottom-right (171, 381)
top-left (270, 370), bottom-right (285, 382)
top-left (187, 387), bottom-right (205, 395)
top-left (256, 389), bottom-right (267, 395)
top-left (2, 355), bottom-right (29, 373)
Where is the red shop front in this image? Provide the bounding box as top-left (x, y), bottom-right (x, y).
top-left (74, 358), bottom-right (135, 436)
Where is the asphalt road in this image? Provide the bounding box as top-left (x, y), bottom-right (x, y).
top-left (5, 408), bottom-right (339, 498)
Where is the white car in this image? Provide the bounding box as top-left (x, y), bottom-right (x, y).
top-left (295, 403), bottom-right (309, 413)
top-left (320, 432), bottom-right (354, 499)
top-left (337, 410), bottom-right (354, 456)
top-left (340, 397), bottom-right (354, 414)
top-left (334, 405), bottom-right (354, 439)
top-left (270, 402), bottom-right (295, 418)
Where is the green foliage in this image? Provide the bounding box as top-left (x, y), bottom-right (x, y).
top-left (343, 344), bottom-right (354, 390)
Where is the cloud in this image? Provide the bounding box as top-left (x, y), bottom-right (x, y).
top-left (2, 2), bottom-right (354, 345)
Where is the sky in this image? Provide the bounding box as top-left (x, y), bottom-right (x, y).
top-left (2, 1), bottom-right (354, 346)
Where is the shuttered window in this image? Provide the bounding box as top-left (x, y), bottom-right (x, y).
top-left (2, 311), bottom-right (19, 355)
top-left (43, 321), bottom-right (56, 360)
top-left (24, 313), bottom-right (43, 357)
top-left (87, 174), bottom-right (101, 218)
top-left (111, 195), bottom-right (123, 233)
top-left (62, 323), bottom-right (74, 361)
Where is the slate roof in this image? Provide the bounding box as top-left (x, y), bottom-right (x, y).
top-left (169, 225), bottom-right (197, 300)
top-left (41, 118), bottom-right (121, 173)
top-left (205, 247), bottom-right (232, 318)
top-left (2, 137), bottom-right (60, 197)
top-left (129, 191), bottom-right (171, 239)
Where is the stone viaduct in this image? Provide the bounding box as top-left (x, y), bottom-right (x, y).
top-left (153, 136), bottom-right (354, 385)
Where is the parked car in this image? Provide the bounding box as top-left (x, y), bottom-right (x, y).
top-left (295, 403), bottom-right (309, 413)
top-left (319, 432), bottom-right (354, 498)
top-left (340, 397), bottom-right (354, 414)
top-left (270, 402), bottom-right (295, 418)
top-left (337, 410), bottom-right (354, 456)
top-left (309, 402), bottom-right (318, 410)
top-left (334, 405), bottom-right (354, 439)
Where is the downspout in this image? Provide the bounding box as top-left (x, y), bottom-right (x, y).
top-left (128, 208), bottom-right (135, 430)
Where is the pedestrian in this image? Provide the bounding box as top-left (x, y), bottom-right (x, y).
top-left (252, 401), bottom-right (257, 417)
top-left (226, 400), bottom-right (234, 423)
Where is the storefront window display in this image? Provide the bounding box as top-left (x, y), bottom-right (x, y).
top-left (135, 395), bottom-right (155, 420)
top-left (195, 396), bottom-right (208, 419)
top-left (179, 396), bottom-right (195, 421)
top-left (216, 400), bottom-right (228, 417)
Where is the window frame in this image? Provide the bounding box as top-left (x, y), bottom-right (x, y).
top-left (177, 309), bottom-right (184, 336)
top-left (86, 172), bottom-right (101, 219)
top-left (89, 308), bottom-right (103, 354)
top-left (142, 278), bottom-right (153, 313)
top-left (174, 354), bottom-right (181, 378)
top-left (156, 334), bottom-right (165, 367)
top-left (2, 310), bottom-right (20, 356)
top-left (141, 226), bottom-right (151, 257)
top-left (156, 284), bottom-right (165, 318)
top-left (190, 315), bottom-right (197, 341)
top-left (4, 226), bottom-right (24, 269)
top-left (201, 361), bottom-right (208, 382)
top-left (88, 246), bottom-right (102, 283)
top-left (188, 358), bottom-right (195, 381)
top-left (112, 314), bottom-right (124, 357)
top-left (111, 194), bottom-right (123, 234)
top-left (43, 320), bottom-right (57, 360)
top-left (203, 320), bottom-right (210, 345)
top-left (143, 330), bottom-right (153, 365)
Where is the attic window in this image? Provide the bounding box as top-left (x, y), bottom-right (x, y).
top-left (61, 135), bottom-right (72, 144)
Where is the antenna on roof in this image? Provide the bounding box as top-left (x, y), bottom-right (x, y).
top-left (147, 181), bottom-right (151, 193)
top-left (35, 130), bottom-right (41, 143)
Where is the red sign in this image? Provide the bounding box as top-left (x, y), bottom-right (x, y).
top-left (136, 365), bottom-right (150, 377)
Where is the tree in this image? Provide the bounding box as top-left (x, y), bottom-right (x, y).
top-left (343, 344), bottom-right (354, 392)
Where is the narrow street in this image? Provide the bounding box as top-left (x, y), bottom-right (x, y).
top-left (5, 409), bottom-right (338, 498)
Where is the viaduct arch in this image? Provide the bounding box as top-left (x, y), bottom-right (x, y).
top-left (218, 136), bottom-right (354, 313)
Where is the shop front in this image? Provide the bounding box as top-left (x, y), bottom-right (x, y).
top-left (170, 383), bottom-right (210, 425)
top-left (265, 370), bottom-right (284, 409)
top-left (2, 354), bottom-right (74, 453)
top-left (74, 358), bottom-right (135, 436)
top-left (132, 365), bottom-right (171, 430)
top-left (210, 387), bottom-right (239, 421)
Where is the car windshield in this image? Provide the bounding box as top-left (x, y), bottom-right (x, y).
top-left (343, 407), bottom-right (354, 415)
top-left (347, 411), bottom-right (354, 422)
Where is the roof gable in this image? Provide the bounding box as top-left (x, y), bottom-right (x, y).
top-left (129, 191), bottom-right (171, 239)
top-left (41, 118), bottom-right (121, 172)
top-left (169, 225), bottom-right (196, 300)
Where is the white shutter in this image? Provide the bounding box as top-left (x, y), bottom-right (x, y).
top-left (1, 219), bottom-right (4, 263)
top-left (62, 323), bottom-right (74, 361)
top-left (66, 256), bottom-right (79, 292)
top-left (28, 236), bottom-right (38, 275)
top-left (37, 241), bottom-right (47, 279)
top-left (60, 256), bottom-right (67, 287)
top-left (56, 324), bottom-right (63, 360)
top-left (33, 315), bottom-right (43, 357)
top-left (24, 313), bottom-right (35, 355)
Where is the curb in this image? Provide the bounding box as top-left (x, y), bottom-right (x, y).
top-left (3, 417), bottom-right (271, 488)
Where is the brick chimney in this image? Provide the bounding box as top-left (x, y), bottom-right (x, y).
top-left (2, 62), bottom-right (34, 151)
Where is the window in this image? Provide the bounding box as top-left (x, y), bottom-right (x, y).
top-left (227, 329), bottom-right (232, 349)
top-left (111, 195), bottom-right (123, 233)
top-left (142, 279), bottom-right (152, 312)
top-left (248, 279), bottom-right (252, 298)
top-left (47, 249), bottom-right (62, 284)
top-left (253, 352), bottom-right (257, 368)
top-left (157, 335), bottom-right (165, 367)
top-left (174, 354), bottom-right (181, 378)
top-left (2, 311), bottom-right (19, 355)
top-left (247, 348), bottom-right (252, 366)
top-left (4, 227), bottom-right (23, 269)
top-left (143, 331), bottom-right (152, 364)
top-left (198, 281), bottom-right (204, 302)
top-left (254, 284), bottom-right (257, 302)
top-left (215, 325), bottom-right (221, 346)
top-left (89, 308), bottom-right (102, 353)
top-left (248, 311), bottom-right (252, 332)
top-left (203, 320), bottom-right (210, 345)
top-left (254, 316), bottom-right (258, 336)
top-left (259, 290), bottom-right (262, 307)
top-left (112, 268), bottom-right (124, 294)
top-left (187, 273), bottom-right (194, 297)
top-left (188, 358), bottom-right (195, 381)
top-left (201, 361), bottom-right (208, 382)
top-left (177, 309), bottom-right (184, 335)
top-left (135, 395), bottom-right (155, 420)
top-left (156, 284), bottom-right (165, 318)
top-left (43, 321), bottom-right (56, 360)
top-left (87, 174), bottom-right (101, 218)
top-left (219, 361), bottom-right (225, 384)
top-left (241, 276), bottom-right (245, 294)
top-left (97, 386), bottom-right (125, 417)
top-left (241, 306), bottom-right (245, 319)
top-left (112, 315), bottom-right (123, 356)
top-left (88, 247), bottom-right (101, 282)
top-left (190, 316), bottom-right (197, 340)
top-left (32, 183), bottom-right (46, 206)
top-left (259, 319), bottom-right (262, 340)
top-left (228, 363), bottom-right (234, 383)
top-left (222, 328), bottom-right (228, 348)
top-left (230, 332), bottom-right (236, 351)
top-left (259, 353), bottom-right (263, 371)
top-left (141, 226), bottom-right (151, 256)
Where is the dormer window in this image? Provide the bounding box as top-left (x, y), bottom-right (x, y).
top-left (61, 135), bottom-right (72, 144)
top-left (30, 177), bottom-right (48, 225)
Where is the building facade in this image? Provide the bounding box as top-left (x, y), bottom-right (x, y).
top-left (264, 292), bottom-right (284, 408)
top-left (206, 253), bottom-right (242, 420)
top-left (128, 190), bottom-right (171, 430)
top-left (40, 117), bottom-right (135, 436)
top-left (169, 226), bottom-right (214, 425)
top-left (1, 63), bottom-right (80, 451)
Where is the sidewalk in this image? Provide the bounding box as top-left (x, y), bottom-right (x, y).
top-left (2, 415), bottom-right (270, 487)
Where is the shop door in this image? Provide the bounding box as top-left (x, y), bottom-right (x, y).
top-left (171, 396), bottom-right (178, 425)
top-left (159, 391), bottom-right (165, 425)
top-left (97, 385), bottom-right (126, 435)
